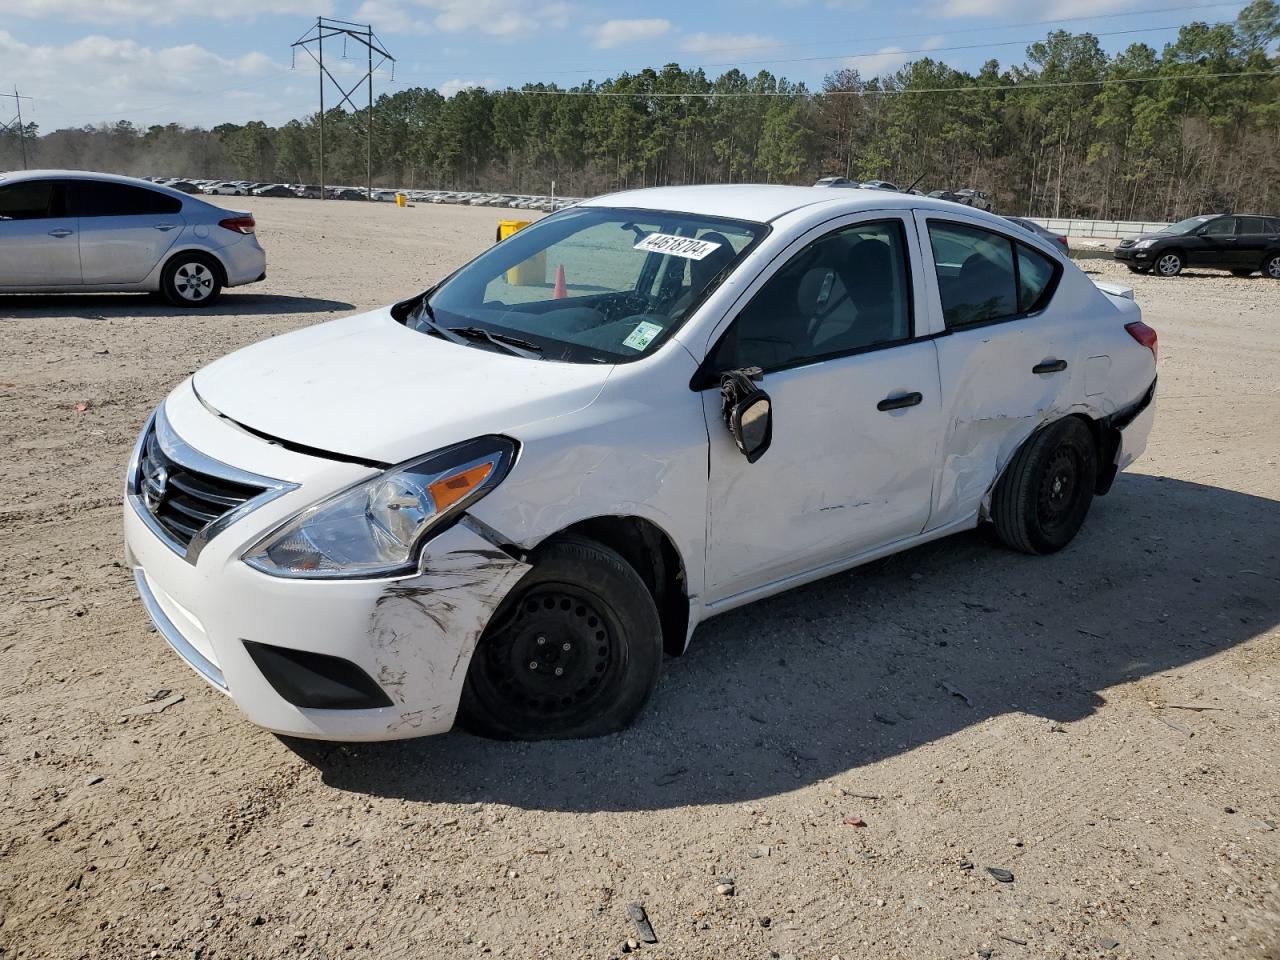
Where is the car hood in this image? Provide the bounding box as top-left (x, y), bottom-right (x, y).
top-left (192, 306), bottom-right (614, 464)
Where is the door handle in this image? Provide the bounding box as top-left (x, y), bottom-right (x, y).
top-left (48, 228), bottom-right (73, 238)
top-left (1033, 359), bottom-right (1068, 374)
top-left (153, 223), bottom-right (178, 231)
top-left (877, 391), bottom-right (923, 412)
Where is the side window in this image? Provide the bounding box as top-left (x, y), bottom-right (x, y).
top-left (70, 181), bottom-right (182, 217)
top-left (1016, 244), bottom-right (1055, 313)
top-left (928, 221), bottom-right (1017, 327)
top-left (711, 219), bottom-right (913, 373)
top-left (1236, 216), bottom-right (1265, 236)
top-left (1203, 217), bottom-right (1234, 237)
top-left (0, 181), bottom-right (54, 220)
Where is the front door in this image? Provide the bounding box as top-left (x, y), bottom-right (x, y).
top-left (701, 214), bottom-right (942, 604)
top-left (68, 180), bottom-right (186, 284)
top-left (0, 179), bottom-right (81, 286)
top-left (1189, 216), bottom-right (1238, 269)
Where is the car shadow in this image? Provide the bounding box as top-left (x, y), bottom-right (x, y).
top-left (286, 473), bottom-right (1280, 812)
top-left (0, 292), bottom-right (355, 318)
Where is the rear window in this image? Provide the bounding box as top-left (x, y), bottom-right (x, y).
top-left (928, 220), bottom-right (1060, 329)
top-left (69, 181), bottom-right (183, 217)
top-left (0, 180), bottom-right (55, 220)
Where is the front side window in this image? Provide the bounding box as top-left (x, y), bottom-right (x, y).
top-left (928, 220), bottom-right (1059, 329)
top-left (411, 207), bottom-right (764, 363)
top-left (0, 181), bottom-right (55, 220)
top-left (710, 219), bottom-right (913, 373)
top-left (1203, 217), bottom-right (1235, 237)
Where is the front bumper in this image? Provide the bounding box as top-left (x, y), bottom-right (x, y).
top-left (1113, 245), bottom-right (1152, 265)
top-left (124, 382), bottom-right (530, 741)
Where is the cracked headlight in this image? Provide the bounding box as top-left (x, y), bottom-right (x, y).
top-left (244, 436), bottom-right (517, 579)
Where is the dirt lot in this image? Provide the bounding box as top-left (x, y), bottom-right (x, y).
top-left (1, 197), bottom-right (1277, 960)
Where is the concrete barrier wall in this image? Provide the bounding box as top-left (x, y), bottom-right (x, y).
top-left (1022, 217), bottom-right (1170, 239)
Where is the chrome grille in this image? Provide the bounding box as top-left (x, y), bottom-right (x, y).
top-left (136, 422), bottom-right (266, 549)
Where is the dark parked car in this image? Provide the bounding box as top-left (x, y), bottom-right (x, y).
top-left (928, 189), bottom-right (964, 203)
top-left (1114, 214), bottom-right (1280, 278)
top-left (1006, 216), bottom-right (1070, 255)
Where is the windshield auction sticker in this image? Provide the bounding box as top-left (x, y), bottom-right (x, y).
top-left (622, 320), bottom-right (664, 351)
top-left (634, 233), bottom-right (723, 260)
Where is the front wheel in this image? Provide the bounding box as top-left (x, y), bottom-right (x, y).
top-left (1264, 253), bottom-right (1280, 280)
top-left (1154, 251), bottom-right (1183, 277)
top-left (160, 253), bottom-right (223, 307)
top-left (991, 417), bottom-right (1099, 555)
top-left (459, 536), bottom-right (663, 740)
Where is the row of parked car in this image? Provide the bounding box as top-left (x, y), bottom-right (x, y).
top-left (813, 176), bottom-right (996, 212)
top-left (143, 176), bottom-right (578, 211)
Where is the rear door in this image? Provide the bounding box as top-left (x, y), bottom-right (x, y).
top-left (0, 179), bottom-right (82, 286)
top-left (68, 180), bottom-right (186, 284)
top-left (1234, 216), bottom-right (1272, 271)
top-left (915, 211), bottom-right (1074, 529)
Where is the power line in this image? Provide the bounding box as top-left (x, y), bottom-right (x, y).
top-left (499, 68), bottom-right (1279, 98)
top-left (0, 87), bottom-right (34, 168)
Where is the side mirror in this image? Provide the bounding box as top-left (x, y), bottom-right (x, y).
top-left (1195, 227), bottom-right (1208, 236)
top-left (720, 368), bottom-right (773, 463)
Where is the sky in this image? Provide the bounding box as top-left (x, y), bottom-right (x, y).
top-left (0, 0), bottom-right (1256, 132)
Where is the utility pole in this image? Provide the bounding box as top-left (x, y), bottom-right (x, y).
top-left (291, 17), bottom-right (394, 201)
top-left (1, 88), bottom-right (33, 169)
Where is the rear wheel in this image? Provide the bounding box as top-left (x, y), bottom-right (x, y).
top-left (1264, 253), bottom-right (1280, 280)
top-left (459, 536), bottom-right (663, 740)
top-left (992, 417), bottom-right (1099, 555)
top-left (1154, 251), bottom-right (1183, 277)
top-left (160, 253), bottom-right (222, 307)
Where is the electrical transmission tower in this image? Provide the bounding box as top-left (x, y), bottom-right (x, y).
top-left (1, 88), bottom-right (33, 169)
top-left (291, 17), bottom-right (394, 200)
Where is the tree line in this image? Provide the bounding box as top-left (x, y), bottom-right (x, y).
top-left (3, 2), bottom-right (1277, 220)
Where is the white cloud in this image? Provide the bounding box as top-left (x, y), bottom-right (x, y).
top-left (843, 46), bottom-right (913, 78)
top-left (0, 0), bottom-right (325, 22)
top-left (416, 0), bottom-right (570, 36)
top-left (0, 30), bottom-right (301, 130)
top-left (353, 0), bottom-right (431, 34)
top-left (935, 0), bottom-right (1142, 15)
top-left (679, 32), bottom-right (780, 56)
top-left (437, 77), bottom-right (499, 97)
top-left (584, 18), bottom-right (673, 49)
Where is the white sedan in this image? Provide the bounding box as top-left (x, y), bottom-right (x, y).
top-left (125, 185), bottom-right (1157, 741)
top-left (203, 182), bottom-right (248, 196)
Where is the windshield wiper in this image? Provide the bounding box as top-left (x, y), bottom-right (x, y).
top-left (449, 325), bottom-right (543, 359)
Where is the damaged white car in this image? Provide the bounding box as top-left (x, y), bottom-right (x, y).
top-left (124, 185), bottom-right (1157, 741)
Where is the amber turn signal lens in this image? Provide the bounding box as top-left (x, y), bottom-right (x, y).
top-left (427, 462), bottom-right (494, 511)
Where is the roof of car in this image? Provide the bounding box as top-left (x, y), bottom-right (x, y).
top-left (0, 168), bottom-right (201, 204)
top-left (579, 183), bottom-right (985, 225)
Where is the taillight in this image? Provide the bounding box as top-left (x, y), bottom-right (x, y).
top-left (1125, 320), bottom-right (1158, 363)
top-left (218, 216), bottom-right (256, 235)
top-left (1056, 236), bottom-right (1069, 248)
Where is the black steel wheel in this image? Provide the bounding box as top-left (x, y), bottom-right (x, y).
top-left (459, 535), bottom-right (662, 740)
top-left (992, 417), bottom-right (1099, 555)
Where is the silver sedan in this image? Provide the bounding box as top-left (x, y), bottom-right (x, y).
top-left (0, 170), bottom-right (266, 307)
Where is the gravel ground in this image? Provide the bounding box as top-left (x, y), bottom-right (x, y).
top-left (1, 197), bottom-right (1277, 960)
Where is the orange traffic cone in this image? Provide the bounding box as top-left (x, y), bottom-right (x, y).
top-left (553, 264), bottom-right (567, 299)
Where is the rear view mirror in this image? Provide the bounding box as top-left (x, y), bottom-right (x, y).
top-left (720, 368), bottom-right (772, 463)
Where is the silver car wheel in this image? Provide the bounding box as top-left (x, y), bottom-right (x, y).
top-left (1156, 253), bottom-right (1182, 276)
top-left (1266, 255), bottom-right (1280, 279)
top-left (174, 262), bottom-right (213, 301)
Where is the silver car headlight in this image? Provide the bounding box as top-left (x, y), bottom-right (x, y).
top-left (1132, 239), bottom-right (1155, 249)
top-left (244, 436), bottom-right (518, 579)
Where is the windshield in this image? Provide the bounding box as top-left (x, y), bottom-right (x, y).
top-left (407, 207), bottom-right (765, 363)
top-left (1162, 216), bottom-right (1214, 235)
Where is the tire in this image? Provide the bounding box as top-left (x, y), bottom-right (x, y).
top-left (458, 535), bottom-right (663, 740)
top-left (991, 417), bottom-right (1099, 555)
top-left (1231, 269), bottom-right (1255, 278)
top-left (1154, 251), bottom-right (1183, 277)
top-left (160, 253), bottom-right (223, 307)
top-left (1126, 265), bottom-right (1150, 274)
top-left (1264, 253), bottom-right (1280, 280)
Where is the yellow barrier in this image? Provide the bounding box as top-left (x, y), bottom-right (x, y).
top-left (498, 219), bottom-right (544, 285)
